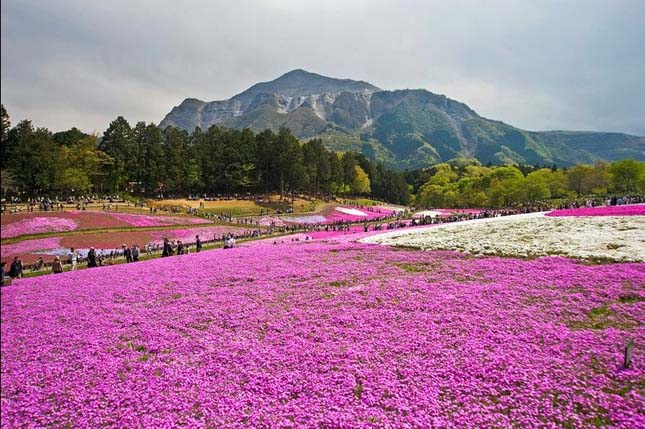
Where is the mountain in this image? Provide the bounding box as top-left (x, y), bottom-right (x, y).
top-left (160, 69), bottom-right (645, 169)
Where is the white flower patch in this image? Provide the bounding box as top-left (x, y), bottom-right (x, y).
top-left (335, 207), bottom-right (368, 217)
top-left (413, 210), bottom-right (444, 218)
top-left (361, 212), bottom-right (645, 262)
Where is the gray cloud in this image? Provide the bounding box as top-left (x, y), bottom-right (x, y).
top-left (1, 0), bottom-right (644, 135)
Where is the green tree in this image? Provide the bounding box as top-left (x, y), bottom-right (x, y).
top-left (352, 165), bottom-right (371, 194)
top-left (609, 159), bottom-right (644, 194)
top-left (302, 139), bottom-right (331, 196)
top-left (137, 123), bottom-right (164, 194)
top-left (341, 152), bottom-right (358, 195)
top-left (55, 135), bottom-right (113, 192)
top-left (0, 104), bottom-right (10, 170)
top-left (524, 171), bottom-right (551, 202)
top-left (528, 168), bottom-right (567, 198)
top-left (99, 116), bottom-right (133, 192)
top-left (566, 164), bottom-right (595, 195)
top-left (6, 121), bottom-right (58, 193)
top-left (328, 152), bottom-right (343, 195)
top-left (53, 127), bottom-right (88, 147)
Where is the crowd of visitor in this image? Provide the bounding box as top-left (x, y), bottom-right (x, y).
top-left (2, 193), bottom-right (643, 284)
top-left (1, 229), bottom-right (259, 284)
top-left (1, 194), bottom-right (130, 213)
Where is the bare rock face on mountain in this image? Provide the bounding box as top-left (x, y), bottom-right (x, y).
top-left (161, 69), bottom-right (645, 169)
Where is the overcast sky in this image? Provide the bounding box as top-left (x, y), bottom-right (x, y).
top-left (1, 0), bottom-right (644, 135)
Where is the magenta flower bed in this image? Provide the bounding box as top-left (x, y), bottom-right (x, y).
top-left (258, 216), bottom-right (285, 227)
top-left (0, 226), bottom-right (251, 264)
top-left (1, 211), bottom-right (211, 239)
top-left (2, 242), bottom-right (643, 427)
top-left (1, 237), bottom-right (63, 259)
top-left (279, 207), bottom-right (396, 225)
top-left (0, 217), bottom-right (78, 239)
top-left (325, 206), bottom-right (395, 224)
top-left (547, 204), bottom-right (645, 217)
top-left (151, 226), bottom-right (257, 243)
top-left (109, 213), bottom-right (211, 227)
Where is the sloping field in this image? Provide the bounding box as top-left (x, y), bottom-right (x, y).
top-left (2, 240), bottom-right (643, 428)
top-left (362, 213), bottom-right (645, 262)
top-left (1, 225), bottom-right (254, 264)
top-left (1, 211), bottom-right (210, 240)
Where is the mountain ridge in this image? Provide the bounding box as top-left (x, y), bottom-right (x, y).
top-left (160, 69), bottom-right (645, 169)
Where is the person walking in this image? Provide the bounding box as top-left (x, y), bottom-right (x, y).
top-left (177, 241), bottom-right (185, 255)
top-left (132, 244), bottom-right (140, 262)
top-left (52, 256), bottom-right (64, 274)
top-left (68, 248), bottom-right (79, 271)
top-left (162, 238), bottom-right (172, 257)
top-left (87, 247), bottom-right (98, 268)
top-left (123, 244), bottom-right (133, 263)
top-left (196, 235), bottom-right (202, 252)
top-left (9, 256), bottom-right (23, 279)
top-left (1, 261), bottom-right (6, 285)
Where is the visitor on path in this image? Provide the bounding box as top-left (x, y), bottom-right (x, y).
top-left (123, 244), bottom-right (133, 263)
top-left (52, 256), bottom-right (64, 274)
top-left (132, 244), bottom-right (140, 262)
top-left (177, 241), bottom-right (185, 255)
top-left (68, 248), bottom-right (79, 271)
top-left (0, 261), bottom-right (6, 285)
top-left (162, 238), bottom-right (172, 257)
top-left (196, 235), bottom-right (202, 252)
top-left (87, 247), bottom-right (98, 268)
top-left (224, 234), bottom-right (236, 249)
top-left (9, 257), bottom-right (23, 279)
top-left (34, 257), bottom-right (45, 271)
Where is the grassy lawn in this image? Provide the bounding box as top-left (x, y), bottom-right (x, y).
top-left (149, 196), bottom-right (397, 216)
top-left (150, 196), bottom-right (324, 216)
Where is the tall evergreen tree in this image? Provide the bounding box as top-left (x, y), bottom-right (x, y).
top-left (0, 104), bottom-right (10, 170)
top-left (99, 116), bottom-right (133, 192)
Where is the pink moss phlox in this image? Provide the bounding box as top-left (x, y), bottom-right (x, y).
top-left (547, 204), bottom-right (645, 217)
top-left (2, 240), bottom-right (643, 427)
top-left (1, 217), bottom-right (78, 239)
top-left (109, 213), bottom-right (210, 227)
top-left (1, 237), bottom-right (62, 257)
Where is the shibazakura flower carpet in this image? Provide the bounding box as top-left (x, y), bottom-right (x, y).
top-left (1, 240), bottom-right (643, 428)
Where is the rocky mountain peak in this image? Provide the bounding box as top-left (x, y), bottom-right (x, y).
top-left (160, 70), bottom-right (645, 169)
top-left (231, 69), bottom-right (380, 107)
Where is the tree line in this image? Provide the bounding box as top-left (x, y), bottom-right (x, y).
top-left (407, 158), bottom-right (644, 208)
top-left (0, 106), bottom-right (410, 204)
top-left (1, 105), bottom-right (642, 208)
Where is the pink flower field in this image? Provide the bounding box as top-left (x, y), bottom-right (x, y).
top-left (108, 213), bottom-right (211, 227)
top-left (0, 226), bottom-right (253, 264)
top-left (0, 211), bottom-right (210, 239)
top-left (0, 217), bottom-right (79, 239)
top-left (1, 241), bottom-right (643, 428)
top-left (0, 237), bottom-right (63, 260)
top-left (281, 206), bottom-right (397, 225)
top-left (547, 204), bottom-right (645, 217)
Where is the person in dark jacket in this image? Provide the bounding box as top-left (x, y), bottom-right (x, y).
top-left (1, 261), bottom-right (6, 285)
top-left (123, 244), bottom-right (133, 263)
top-left (52, 256), bottom-right (64, 274)
top-left (132, 244), bottom-right (140, 262)
top-left (162, 238), bottom-right (171, 257)
top-left (195, 235), bottom-right (202, 252)
top-left (9, 257), bottom-right (23, 279)
top-left (87, 247), bottom-right (98, 268)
